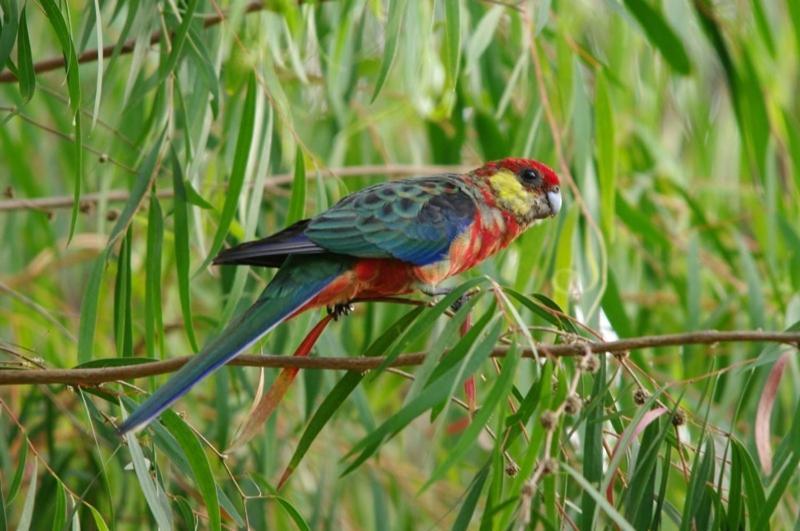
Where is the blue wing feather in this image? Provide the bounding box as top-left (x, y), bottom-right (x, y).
top-left (213, 175), bottom-right (477, 268)
top-left (305, 175), bottom-right (476, 265)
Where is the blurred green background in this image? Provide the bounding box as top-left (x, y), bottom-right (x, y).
top-left (0, 0), bottom-right (799, 528)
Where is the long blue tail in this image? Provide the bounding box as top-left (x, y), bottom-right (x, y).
top-left (117, 257), bottom-right (347, 435)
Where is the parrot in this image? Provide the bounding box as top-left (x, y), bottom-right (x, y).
top-left (117, 157), bottom-right (561, 435)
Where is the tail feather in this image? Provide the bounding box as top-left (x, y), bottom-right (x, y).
top-left (212, 220), bottom-right (324, 268)
top-left (117, 262), bottom-right (341, 435)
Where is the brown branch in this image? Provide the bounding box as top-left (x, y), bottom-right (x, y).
top-left (0, 164), bottom-right (465, 212)
top-left (1, 330), bottom-right (797, 386)
top-left (0, 1), bottom-right (268, 83)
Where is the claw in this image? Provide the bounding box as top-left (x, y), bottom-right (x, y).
top-left (327, 303), bottom-right (354, 321)
top-left (450, 293), bottom-right (470, 313)
top-left (420, 285), bottom-right (470, 313)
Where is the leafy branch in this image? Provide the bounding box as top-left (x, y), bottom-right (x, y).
top-left (0, 164), bottom-right (465, 212)
top-left (1, 330), bottom-right (796, 386)
top-left (0, 1), bottom-right (268, 83)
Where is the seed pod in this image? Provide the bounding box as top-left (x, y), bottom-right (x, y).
top-left (564, 394), bottom-right (582, 415)
top-left (633, 388), bottom-right (647, 405)
top-left (540, 410), bottom-right (557, 430)
top-left (579, 354), bottom-right (600, 373)
top-left (541, 458), bottom-right (558, 475)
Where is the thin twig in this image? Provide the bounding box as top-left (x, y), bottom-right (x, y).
top-left (0, 164), bottom-right (465, 212)
top-left (0, 1), bottom-right (269, 83)
top-left (0, 330), bottom-right (796, 386)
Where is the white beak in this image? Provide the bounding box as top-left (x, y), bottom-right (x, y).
top-left (547, 188), bottom-right (562, 215)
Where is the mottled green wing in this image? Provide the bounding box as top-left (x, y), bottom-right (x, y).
top-left (305, 176), bottom-right (477, 266)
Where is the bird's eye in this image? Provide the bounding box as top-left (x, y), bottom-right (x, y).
top-left (519, 168), bottom-right (542, 186)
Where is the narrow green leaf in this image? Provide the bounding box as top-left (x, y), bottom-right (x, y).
top-left (77, 249), bottom-right (109, 363)
top-left (496, 364), bottom-right (552, 531)
top-left (90, 0), bottom-right (103, 130)
top-left (184, 179), bottom-right (213, 210)
top-left (77, 133), bottom-right (164, 363)
top-left (158, 0), bottom-right (199, 83)
top-left (563, 462), bottom-right (635, 531)
top-left (7, 437), bottom-right (27, 503)
top-left (680, 438), bottom-right (716, 530)
top-left (274, 497), bottom-right (311, 531)
top-left (40, 0), bottom-right (82, 241)
top-left (750, 0), bottom-right (775, 56)
top-left (74, 357), bottom-right (158, 369)
top-left (0, 462), bottom-right (5, 531)
top-left (103, 0), bottom-right (139, 75)
top-left (503, 363), bottom-right (551, 449)
top-left (505, 290), bottom-right (579, 334)
top-left (343, 311), bottom-right (502, 474)
top-left (51, 481), bottom-right (67, 531)
top-left (0, 0), bottom-right (18, 74)
top-left (16, 7), bottom-right (34, 102)
top-left (121, 397), bottom-right (244, 527)
top-left (599, 389), bottom-right (668, 499)
top-left (85, 504), bottom-right (110, 531)
top-left (789, 0), bottom-right (800, 57)
top-left (371, 0), bottom-right (408, 102)
top-left (443, 0), bottom-right (462, 91)
top-left (728, 442), bottom-right (745, 530)
top-left (287, 147), bottom-right (306, 225)
top-left (174, 497), bottom-right (197, 529)
top-left (738, 50), bottom-right (770, 177)
top-left (663, 179), bottom-right (735, 265)
top-left (16, 460), bottom-right (36, 531)
top-left (171, 149), bottom-right (199, 351)
top-left (464, 6), bottom-right (503, 75)
top-left (692, 0), bottom-right (741, 127)
top-left (403, 295), bottom-right (480, 403)
top-left (113, 228), bottom-right (133, 357)
top-left (756, 452), bottom-right (800, 529)
top-left (731, 439), bottom-right (766, 529)
top-left (594, 71), bottom-right (616, 240)
top-left (737, 237), bottom-right (765, 329)
top-left (186, 26), bottom-right (220, 118)
top-left (622, 0), bottom-right (691, 74)
top-left (624, 416), bottom-right (671, 527)
top-left (452, 464), bottom-right (490, 531)
top-left (108, 131), bottom-right (165, 245)
top-left (421, 301), bottom-right (497, 386)
top-left (426, 343), bottom-right (520, 487)
top-left (280, 306), bottom-right (426, 486)
top-left (651, 444), bottom-right (672, 530)
top-left (616, 192), bottom-right (670, 251)
top-left (601, 270), bottom-right (632, 338)
top-left (161, 411), bottom-right (221, 531)
top-left (581, 357), bottom-right (606, 531)
top-left (145, 193), bottom-right (164, 358)
top-left (123, 427), bottom-right (173, 529)
top-left (372, 277), bottom-right (488, 377)
top-left (200, 73), bottom-right (257, 271)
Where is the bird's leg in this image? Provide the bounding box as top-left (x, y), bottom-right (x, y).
top-left (419, 285), bottom-right (470, 313)
top-left (327, 302), bottom-right (355, 321)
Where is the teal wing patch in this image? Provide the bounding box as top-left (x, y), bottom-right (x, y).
top-left (305, 176), bottom-right (477, 265)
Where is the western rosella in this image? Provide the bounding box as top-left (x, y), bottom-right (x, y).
top-left (118, 157), bottom-right (561, 434)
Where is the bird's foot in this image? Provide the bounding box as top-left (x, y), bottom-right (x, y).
top-left (449, 293), bottom-right (470, 313)
top-left (327, 302), bottom-right (354, 321)
top-left (420, 285), bottom-right (470, 313)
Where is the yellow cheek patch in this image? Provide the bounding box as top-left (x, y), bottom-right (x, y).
top-left (489, 170), bottom-right (533, 217)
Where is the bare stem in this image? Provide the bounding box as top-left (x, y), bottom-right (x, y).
top-left (0, 330), bottom-right (796, 386)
